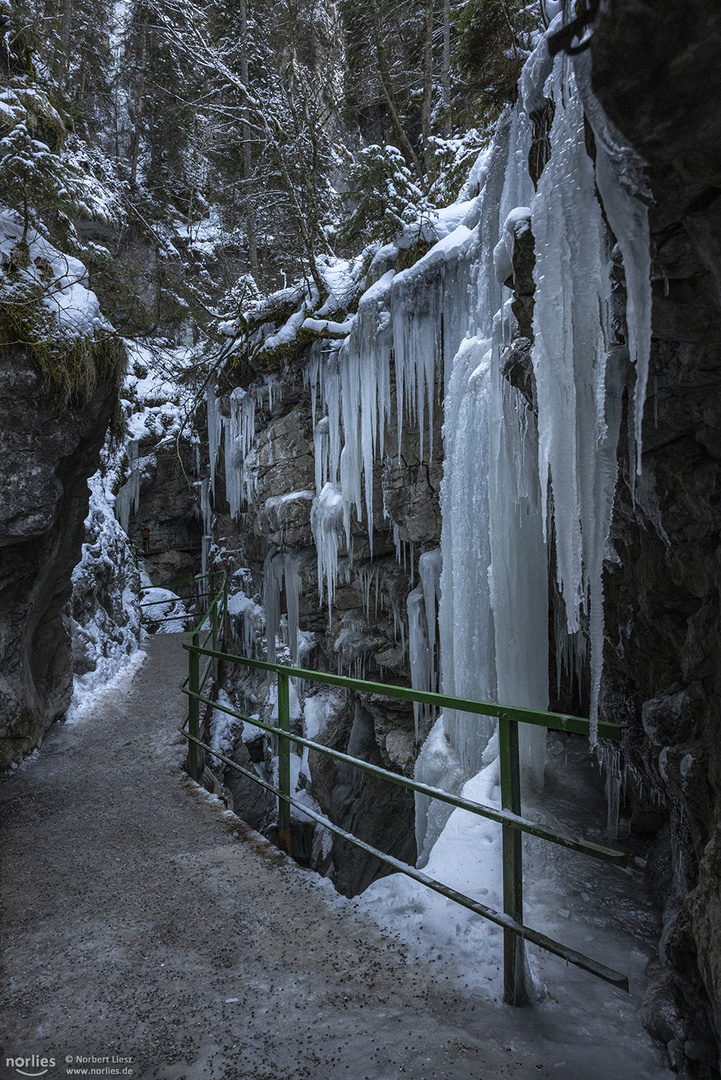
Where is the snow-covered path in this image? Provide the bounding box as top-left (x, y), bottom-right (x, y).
top-left (0, 635), bottom-right (669, 1080)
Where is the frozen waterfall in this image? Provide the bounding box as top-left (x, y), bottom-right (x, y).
top-left (211, 16), bottom-right (652, 865)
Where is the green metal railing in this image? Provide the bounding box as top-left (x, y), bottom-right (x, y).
top-left (175, 571), bottom-right (629, 1005)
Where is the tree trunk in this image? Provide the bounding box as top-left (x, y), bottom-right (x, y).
top-left (129, 22), bottom-right (147, 188)
top-left (370, 10), bottom-right (427, 191)
top-left (443, 0), bottom-right (451, 137)
top-left (422, 0), bottom-right (434, 176)
top-left (51, 0), bottom-right (73, 82)
top-left (240, 0), bottom-right (259, 283)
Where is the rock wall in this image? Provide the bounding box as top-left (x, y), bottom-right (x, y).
top-left (117, 7), bottom-right (721, 1064)
top-left (202, 359), bottom-right (440, 896)
top-left (591, 3), bottom-right (721, 1074)
top-left (0, 343), bottom-right (122, 768)
top-left (117, 349), bottom-right (203, 586)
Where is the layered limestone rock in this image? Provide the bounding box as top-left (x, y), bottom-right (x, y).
top-left (198, 357), bottom-right (439, 896)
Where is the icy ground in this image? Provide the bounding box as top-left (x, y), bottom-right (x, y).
top-left (64, 648), bottom-right (147, 726)
top-left (3, 636), bottom-right (669, 1080)
top-left (359, 729), bottom-right (668, 1078)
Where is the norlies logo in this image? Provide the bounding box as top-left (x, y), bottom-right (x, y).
top-left (5, 1057), bottom-right (56, 1078)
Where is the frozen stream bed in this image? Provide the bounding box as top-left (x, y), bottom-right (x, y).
top-left (0, 635), bottom-right (669, 1079)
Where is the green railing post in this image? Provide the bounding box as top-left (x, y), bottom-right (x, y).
top-left (222, 573), bottom-right (229, 651)
top-left (499, 711), bottom-right (527, 1006)
top-left (277, 670), bottom-right (292, 856)
top-left (188, 631), bottom-right (201, 781)
top-left (210, 571), bottom-right (219, 682)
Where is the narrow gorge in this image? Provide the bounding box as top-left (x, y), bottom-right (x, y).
top-left (1, 0), bottom-right (720, 1076)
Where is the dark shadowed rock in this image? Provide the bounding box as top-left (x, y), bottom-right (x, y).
top-left (0, 343), bottom-right (122, 768)
top-left (592, 1), bottom-right (721, 1067)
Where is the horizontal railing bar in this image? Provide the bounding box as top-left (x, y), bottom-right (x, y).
top-left (180, 720), bottom-right (629, 993)
top-left (140, 595), bottom-right (211, 607)
top-left (185, 687), bottom-right (626, 866)
top-left (183, 642), bottom-right (623, 740)
top-left (185, 599), bottom-right (222, 634)
top-left (138, 611), bottom-right (195, 622)
top-left (141, 573), bottom-right (216, 590)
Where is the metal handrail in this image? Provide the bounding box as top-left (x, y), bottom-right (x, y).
top-left (176, 571), bottom-right (629, 1004)
top-left (188, 682), bottom-right (624, 865)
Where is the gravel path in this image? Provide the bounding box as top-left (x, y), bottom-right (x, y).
top-left (1, 635), bottom-right (664, 1080)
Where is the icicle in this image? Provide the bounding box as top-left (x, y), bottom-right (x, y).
top-left (531, 63), bottom-right (612, 636)
top-left (314, 416), bottom-right (330, 497)
top-left (407, 584), bottom-right (431, 741)
top-left (595, 149), bottom-right (652, 477)
top-left (310, 482), bottom-right (344, 611)
top-left (598, 743), bottom-right (622, 841)
top-left (115, 439), bottom-right (141, 534)
top-left (199, 477), bottom-right (213, 579)
top-left (207, 385), bottom-right (222, 499)
top-left (263, 552), bottom-right (284, 664)
top-left (572, 48), bottom-right (652, 476)
top-left (419, 549), bottom-right (442, 692)
top-left (284, 552), bottom-right (303, 664)
top-left (225, 386), bottom-right (257, 517)
top-left (586, 345), bottom-right (625, 746)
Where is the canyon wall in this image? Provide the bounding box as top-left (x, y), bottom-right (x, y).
top-left (591, 2), bottom-right (721, 1072)
top-left (0, 339), bottom-right (124, 768)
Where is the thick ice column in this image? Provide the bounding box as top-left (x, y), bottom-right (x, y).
top-left (531, 65), bottom-right (612, 635)
top-left (225, 386), bottom-right (257, 518)
top-left (437, 336), bottom-right (498, 779)
top-left (207, 385), bottom-right (222, 498)
top-left (115, 439), bottom-right (140, 534)
top-left (488, 374), bottom-right (549, 791)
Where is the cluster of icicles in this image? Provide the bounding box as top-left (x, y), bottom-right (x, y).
top-left (206, 34), bottom-right (652, 814)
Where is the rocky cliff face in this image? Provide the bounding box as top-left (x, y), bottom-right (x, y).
top-left (200, 362), bottom-right (436, 895)
top-left (0, 341), bottom-right (123, 769)
top-left (105, 5), bottom-right (721, 1064)
top-left (590, 3), bottom-right (721, 1073)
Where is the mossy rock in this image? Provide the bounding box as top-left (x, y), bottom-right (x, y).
top-left (0, 286), bottom-right (126, 411)
top-left (0, 707), bottom-right (40, 771)
top-left (396, 239), bottom-right (435, 273)
top-left (0, 87), bottom-right (66, 150)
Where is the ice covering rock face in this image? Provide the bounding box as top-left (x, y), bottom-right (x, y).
top-left (204, 364), bottom-right (429, 896)
top-left (148, 9), bottom-right (718, 1066)
top-left (67, 475), bottom-right (141, 693)
top-left (196, 38), bottom-right (638, 898)
top-left (0, 344), bottom-right (122, 769)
